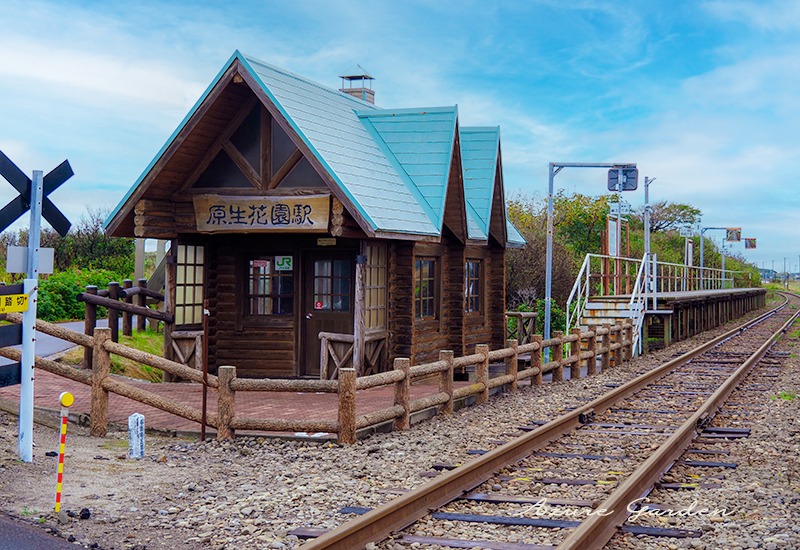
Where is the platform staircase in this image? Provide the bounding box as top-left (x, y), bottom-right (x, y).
top-left (566, 253), bottom-right (651, 356)
top-left (565, 252), bottom-right (750, 357)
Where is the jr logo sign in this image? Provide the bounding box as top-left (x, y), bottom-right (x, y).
top-left (275, 256), bottom-right (293, 271)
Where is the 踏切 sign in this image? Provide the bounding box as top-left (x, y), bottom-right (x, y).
top-left (0, 293), bottom-right (29, 313)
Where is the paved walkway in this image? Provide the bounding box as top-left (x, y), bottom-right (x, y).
top-left (0, 321), bottom-right (541, 440)
top-left (0, 368), bottom-right (479, 438)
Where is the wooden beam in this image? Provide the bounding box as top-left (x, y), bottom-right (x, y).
top-left (267, 148), bottom-right (303, 189)
top-left (236, 67), bottom-right (377, 237)
top-left (261, 106), bottom-right (272, 184)
top-left (176, 94), bottom-right (259, 195)
top-left (106, 62), bottom-right (241, 236)
top-left (222, 141), bottom-right (261, 189)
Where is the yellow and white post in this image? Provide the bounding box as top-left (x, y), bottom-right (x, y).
top-left (54, 391), bottom-right (74, 513)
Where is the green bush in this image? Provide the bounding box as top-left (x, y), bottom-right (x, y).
top-left (507, 299), bottom-right (567, 336)
top-left (37, 268), bottom-right (120, 322)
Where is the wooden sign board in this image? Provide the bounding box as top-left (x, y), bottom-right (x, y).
top-left (193, 194), bottom-right (330, 233)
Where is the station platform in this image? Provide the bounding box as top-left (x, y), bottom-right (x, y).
top-left (590, 287), bottom-right (766, 351)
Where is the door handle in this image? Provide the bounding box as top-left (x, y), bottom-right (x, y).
top-left (306, 313), bottom-right (313, 319)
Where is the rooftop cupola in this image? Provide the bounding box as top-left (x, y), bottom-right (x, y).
top-left (339, 66), bottom-right (375, 104)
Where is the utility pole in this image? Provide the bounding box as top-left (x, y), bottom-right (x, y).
top-left (543, 161), bottom-right (636, 362)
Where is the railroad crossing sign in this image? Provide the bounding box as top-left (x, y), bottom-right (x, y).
top-left (0, 149), bottom-right (73, 463)
top-left (0, 150), bottom-right (72, 236)
top-left (607, 167), bottom-right (638, 191)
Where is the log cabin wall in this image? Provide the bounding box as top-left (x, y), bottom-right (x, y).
top-left (410, 242), bottom-right (451, 365)
top-left (489, 242), bottom-right (507, 350)
top-left (463, 246), bottom-right (491, 353)
top-left (388, 242), bottom-right (414, 362)
top-left (447, 243), bottom-right (466, 354)
top-left (205, 235), bottom-right (296, 378)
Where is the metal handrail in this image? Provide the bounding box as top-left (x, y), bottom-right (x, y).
top-left (626, 254), bottom-right (649, 355)
top-left (565, 252), bottom-right (754, 350)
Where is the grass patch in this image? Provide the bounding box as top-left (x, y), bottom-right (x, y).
top-left (99, 439), bottom-right (129, 450)
top-left (60, 329), bottom-right (164, 382)
top-left (771, 390), bottom-right (797, 401)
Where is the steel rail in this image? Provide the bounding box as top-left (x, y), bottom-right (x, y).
top-left (560, 293), bottom-right (800, 549)
top-left (300, 295), bottom-right (788, 550)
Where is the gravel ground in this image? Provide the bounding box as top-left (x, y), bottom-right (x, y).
top-left (0, 301), bottom-right (796, 550)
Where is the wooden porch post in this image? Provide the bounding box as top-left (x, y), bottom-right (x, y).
top-left (353, 243), bottom-right (367, 376)
top-left (163, 240), bottom-right (177, 382)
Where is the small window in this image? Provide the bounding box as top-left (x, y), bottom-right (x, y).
top-left (465, 259), bottom-right (482, 314)
top-left (175, 244), bottom-right (204, 326)
top-left (247, 257), bottom-right (294, 315)
top-left (365, 244), bottom-right (387, 328)
top-left (414, 257), bottom-right (437, 320)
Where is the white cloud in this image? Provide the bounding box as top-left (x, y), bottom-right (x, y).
top-left (703, 0), bottom-right (800, 32)
top-left (0, 37), bottom-right (204, 110)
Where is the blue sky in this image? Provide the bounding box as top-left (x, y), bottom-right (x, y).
top-left (0, 0), bottom-right (798, 270)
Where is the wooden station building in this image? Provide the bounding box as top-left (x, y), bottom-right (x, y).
top-left (105, 51), bottom-right (524, 379)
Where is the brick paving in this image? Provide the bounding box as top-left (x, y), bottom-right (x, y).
top-left (0, 367), bottom-right (468, 438)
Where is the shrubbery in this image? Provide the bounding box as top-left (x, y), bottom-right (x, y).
top-left (37, 268), bottom-right (120, 322)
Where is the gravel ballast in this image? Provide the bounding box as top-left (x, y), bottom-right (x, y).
top-left (0, 304), bottom-right (797, 550)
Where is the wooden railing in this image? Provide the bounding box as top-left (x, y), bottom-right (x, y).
top-left (319, 329), bottom-right (389, 379)
top-left (505, 311), bottom-right (538, 345)
top-left (77, 279), bottom-right (169, 368)
top-left (0, 313), bottom-right (633, 445)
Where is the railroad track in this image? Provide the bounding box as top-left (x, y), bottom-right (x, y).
top-left (296, 293), bottom-right (800, 550)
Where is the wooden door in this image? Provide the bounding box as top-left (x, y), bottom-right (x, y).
top-left (301, 252), bottom-right (355, 377)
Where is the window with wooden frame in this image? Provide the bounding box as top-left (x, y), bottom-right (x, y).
top-left (414, 257), bottom-right (438, 320)
top-left (175, 244), bottom-right (205, 326)
top-left (465, 259), bottom-right (482, 314)
top-left (312, 259), bottom-right (350, 312)
top-left (365, 243), bottom-right (387, 328)
top-left (247, 256), bottom-right (294, 315)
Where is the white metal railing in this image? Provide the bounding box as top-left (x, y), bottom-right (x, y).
top-left (565, 253), bottom-right (753, 354)
top-left (566, 253), bottom-right (645, 334)
top-left (627, 254), bottom-right (649, 355)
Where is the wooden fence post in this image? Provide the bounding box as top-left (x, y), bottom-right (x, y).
top-left (90, 328), bottom-right (111, 437)
top-left (393, 358), bottom-right (410, 430)
top-left (476, 344), bottom-right (489, 404)
top-left (136, 278), bottom-right (147, 332)
top-left (587, 328), bottom-right (597, 376)
top-left (216, 366), bottom-right (236, 440)
top-left (601, 323), bottom-right (611, 372)
top-left (438, 351), bottom-right (454, 414)
top-left (337, 368), bottom-right (357, 444)
top-left (84, 285), bottom-right (98, 369)
top-left (624, 322), bottom-right (633, 361)
top-left (122, 279), bottom-right (133, 337)
top-left (505, 339), bottom-right (518, 392)
top-left (108, 282), bottom-right (120, 343)
top-left (531, 335), bottom-right (543, 386)
top-left (553, 330), bottom-right (564, 382)
top-left (613, 325), bottom-right (623, 367)
top-left (570, 327), bottom-right (582, 380)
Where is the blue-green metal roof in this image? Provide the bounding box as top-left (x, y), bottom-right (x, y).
top-left (358, 107), bottom-right (457, 232)
top-left (460, 127), bottom-right (498, 240)
top-left (106, 51), bottom-right (521, 246)
top-left (239, 53), bottom-right (439, 236)
top-left (506, 218), bottom-right (526, 248)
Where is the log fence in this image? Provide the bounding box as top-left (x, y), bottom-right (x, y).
top-left (78, 279), bottom-right (169, 367)
top-left (0, 313), bottom-right (632, 445)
